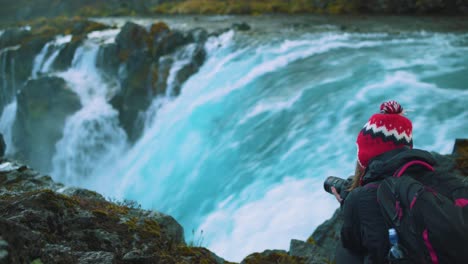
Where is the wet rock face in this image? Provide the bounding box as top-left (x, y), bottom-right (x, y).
top-left (0, 161), bottom-right (227, 264)
top-left (0, 134), bottom-right (5, 157)
top-left (12, 76), bottom-right (81, 172)
top-left (0, 36), bottom-right (50, 112)
top-left (106, 21), bottom-right (209, 142)
top-left (0, 28), bottom-right (32, 49)
top-left (52, 36), bottom-right (84, 72)
top-left (116, 22), bottom-right (150, 56)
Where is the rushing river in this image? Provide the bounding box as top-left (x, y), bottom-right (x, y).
top-left (1, 15), bottom-right (468, 261)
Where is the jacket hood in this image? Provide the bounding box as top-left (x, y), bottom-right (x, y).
top-left (361, 147), bottom-right (436, 185)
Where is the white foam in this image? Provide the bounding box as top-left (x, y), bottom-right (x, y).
top-left (205, 30), bottom-right (235, 53)
top-left (87, 29), bottom-right (120, 44)
top-left (0, 45), bottom-right (20, 56)
top-left (165, 44), bottom-right (197, 97)
top-left (239, 91), bottom-right (303, 124)
top-left (199, 177), bottom-right (337, 262)
top-left (53, 98), bottom-right (127, 185)
top-left (280, 139), bottom-right (309, 162)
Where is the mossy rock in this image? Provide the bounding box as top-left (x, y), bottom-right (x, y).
top-left (241, 250), bottom-right (306, 264)
top-left (453, 139), bottom-right (468, 176)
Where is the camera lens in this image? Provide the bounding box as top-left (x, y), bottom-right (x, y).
top-left (324, 176), bottom-right (346, 194)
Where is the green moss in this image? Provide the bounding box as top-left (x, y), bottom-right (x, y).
top-left (106, 203), bottom-right (130, 215)
top-left (30, 259), bottom-right (43, 264)
top-left (125, 217), bottom-right (138, 231)
top-left (141, 219), bottom-right (161, 238)
top-left (243, 251), bottom-right (306, 264)
top-left (326, 0), bottom-right (359, 14)
top-left (92, 209), bottom-right (109, 218)
top-left (148, 0), bottom-right (356, 15)
top-left (150, 22), bottom-right (170, 36)
top-left (17, 16), bottom-right (109, 45)
top-left (306, 236), bottom-right (317, 245)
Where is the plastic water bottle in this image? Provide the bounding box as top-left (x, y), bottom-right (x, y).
top-left (388, 228), bottom-right (405, 260)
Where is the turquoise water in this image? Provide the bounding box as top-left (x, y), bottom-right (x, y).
top-left (88, 20), bottom-right (468, 261)
top-left (3, 16), bottom-right (468, 262)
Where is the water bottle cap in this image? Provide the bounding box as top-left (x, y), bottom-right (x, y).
top-left (388, 228), bottom-right (396, 236)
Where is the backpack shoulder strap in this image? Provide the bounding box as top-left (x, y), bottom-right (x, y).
top-left (393, 160), bottom-right (434, 178)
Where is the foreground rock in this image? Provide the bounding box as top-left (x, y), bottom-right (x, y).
top-left (0, 161), bottom-right (231, 264)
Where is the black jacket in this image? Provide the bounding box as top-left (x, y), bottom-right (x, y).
top-left (340, 147), bottom-right (436, 264)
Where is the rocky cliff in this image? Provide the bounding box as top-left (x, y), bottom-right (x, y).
top-left (0, 160), bottom-right (231, 264)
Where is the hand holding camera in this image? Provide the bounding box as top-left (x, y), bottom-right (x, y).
top-left (324, 176), bottom-right (352, 204)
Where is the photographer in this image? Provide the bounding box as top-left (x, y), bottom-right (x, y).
top-left (326, 101), bottom-right (415, 264)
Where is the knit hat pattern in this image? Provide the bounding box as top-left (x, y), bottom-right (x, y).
top-left (356, 101), bottom-right (413, 169)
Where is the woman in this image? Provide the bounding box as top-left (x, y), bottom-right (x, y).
top-left (331, 100), bottom-right (437, 263)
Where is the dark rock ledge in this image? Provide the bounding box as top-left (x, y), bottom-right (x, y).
top-left (0, 160), bottom-right (232, 264)
top-left (0, 139), bottom-right (467, 264)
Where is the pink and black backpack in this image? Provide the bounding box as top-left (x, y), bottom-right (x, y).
top-left (377, 160), bottom-right (468, 264)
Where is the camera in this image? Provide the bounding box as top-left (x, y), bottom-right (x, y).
top-left (323, 176), bottom-right (348, 195)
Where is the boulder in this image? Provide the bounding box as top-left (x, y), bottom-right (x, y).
top-left (289, 239), bottom-right (317, 259)
top-left (13, 76), bottom-right (81, 173)
top-left (306, 208), bottom-right (343, 261)
top-left (289, 239), bottom-right (330, 264)
top-left (147, 211), bottom-right (185, 244)
top-left (152, 30), bottom-right (190, 58)
top-left (115, 22), bottom-right (150, 62)
top-left (241, 249), bottom-right (305, 264)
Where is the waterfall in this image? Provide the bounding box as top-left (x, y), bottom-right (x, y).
top-left (165, 43), bottom-right (197, 97)
top-left (0, 47), bottom-right (19, 103)
top-left (0, 46), bottom-right (20, 154)
top-left (52, 39), bottom-right (127, 185)
top-left (31, 35), bottom-right (72, 78)
top-left (0, 100), bottom-right (17, 155)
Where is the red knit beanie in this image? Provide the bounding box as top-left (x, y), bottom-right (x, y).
top-left (356, 100), bottom-right (413, 170)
